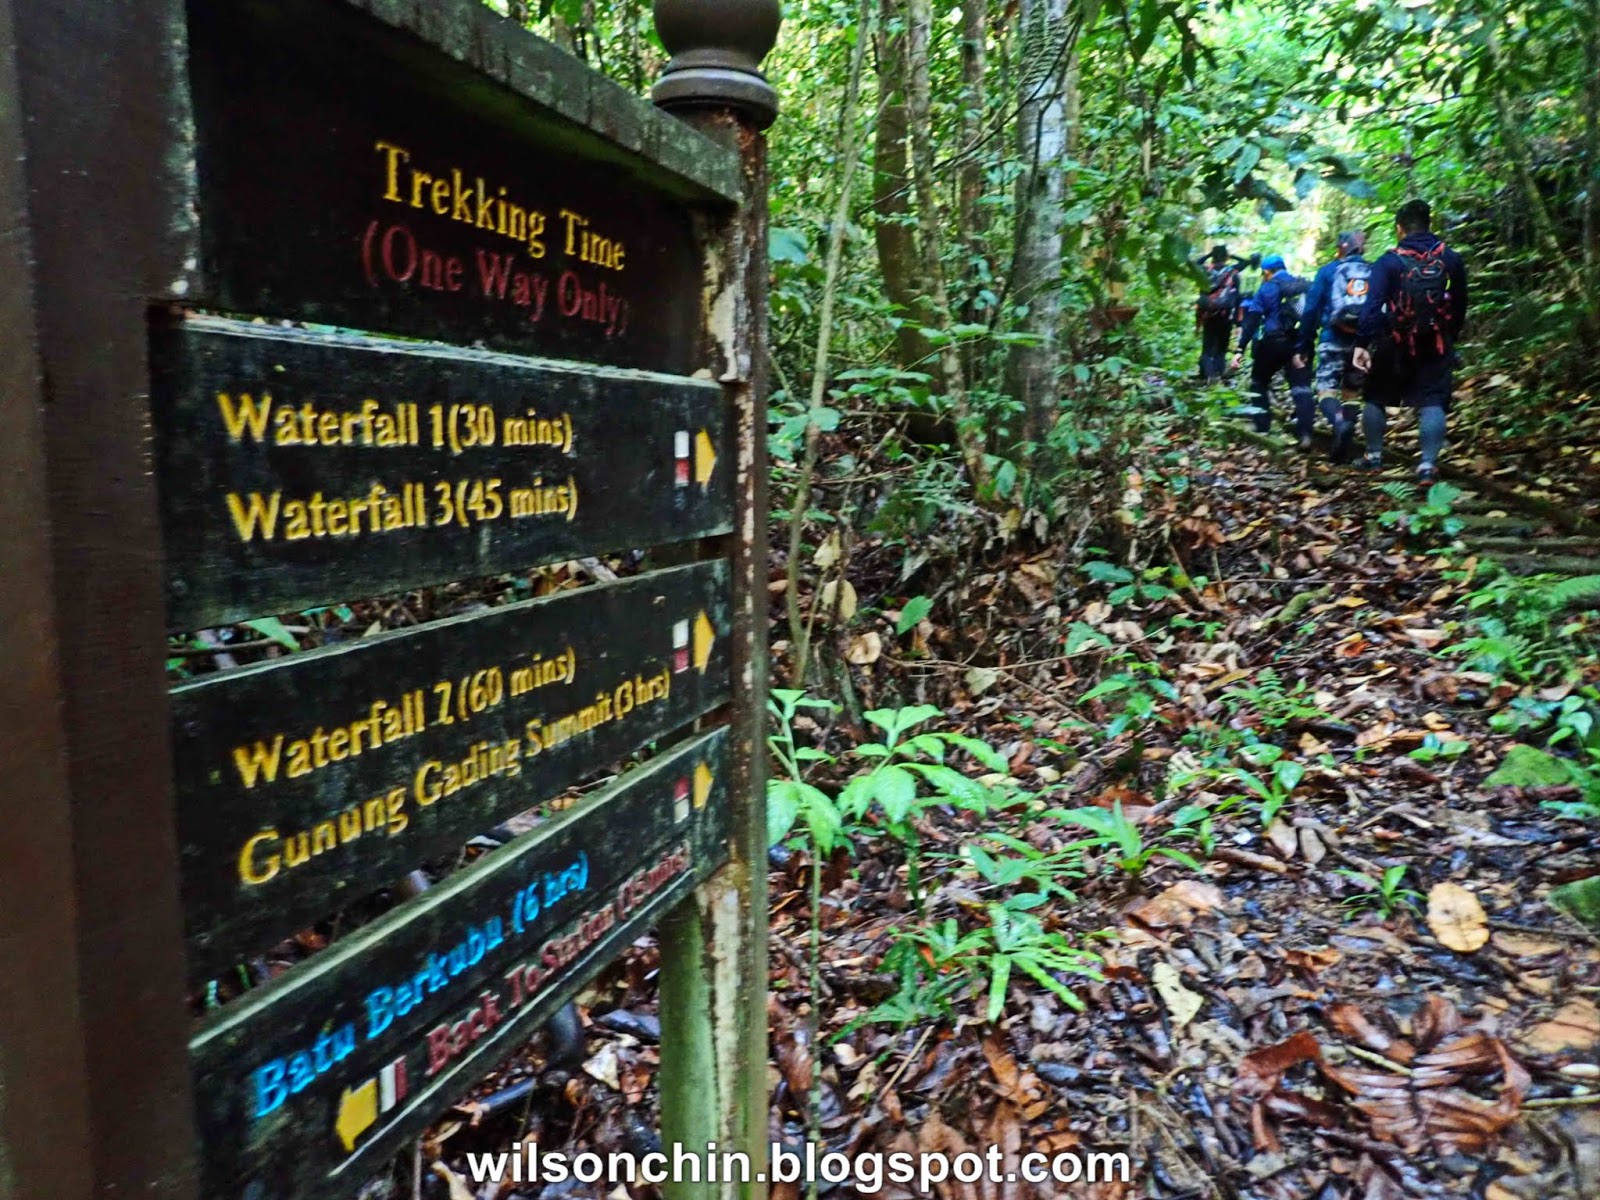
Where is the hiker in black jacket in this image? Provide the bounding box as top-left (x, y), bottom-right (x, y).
top-left (1194, 245), bottom-right (1247, 383)
top-left (1351, 200), bottom-right (1469, 483)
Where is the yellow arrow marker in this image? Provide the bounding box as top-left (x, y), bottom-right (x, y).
top-left (693, 610), bottom-right (715, 674)
top-left (335, 1079), bottom-right (379, 1153)
top-left (694, 429), bottom-right (717, 486)
top-left (693, 760), bottom-right (714, 809)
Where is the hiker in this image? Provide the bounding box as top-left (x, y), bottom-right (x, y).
top-left (1294, 230), bottom-right (1372, 462)
top-left (1352, 199), bottom-right (1468, 483)
top-left (1194, 244), bottom-right (1247, 383)
top-left (1231, 254), bottom-right (1314, 444)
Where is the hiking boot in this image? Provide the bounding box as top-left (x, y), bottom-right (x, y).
top-left (1417, 462), bottom-right (1439, 485)
top-left (1298, 434), bottom-right (1314, 451)
top-left (1355, 454), bottom-right (1384, 472)
top-left (1330, 419), bottom-right (1355, 464)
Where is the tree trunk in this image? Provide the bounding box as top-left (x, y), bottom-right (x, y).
top-left (958, 0), bottom-right (988, 266)
top-left (786, 0), bottom-right (874, 682)
top-left (1006, 0), bottom-right (1072, 457)
top-left (906, 0), bottom-right (992, 493)
top-left (872, 0), bottom-right (937, 375)
top-left (1584, 0), bottom-right (1600, 332)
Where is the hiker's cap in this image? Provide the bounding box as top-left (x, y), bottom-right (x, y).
top-left (1261, 254), bottom-right (1286, 271)
top-left (1337, 230), bottom-right (1367, 254)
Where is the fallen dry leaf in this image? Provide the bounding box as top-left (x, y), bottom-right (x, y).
top-left (846, 630), bottom-right (882, 665)
top-left (1284, 945), bottom-right (1341, 974)
top-left (1428, 882), bottom-right (1491, 952)
top-left (1152, 961), bottom-right (1204, 1029)
top-left (1124, 879), bottom-right (1224, 929)
top-left (1492, 931), bottom-right (1566, 957)
top-left (818, 578), bottom-right (857, 622)
top-left (1519, 997), bottom-right (1600, 1054)
top-left (1234, 1030), bottom-right (1323, 1101)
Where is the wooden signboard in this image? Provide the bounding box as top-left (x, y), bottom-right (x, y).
top-left (153, 317), bottom-right (733, 628)
top-left (192, 730), bottom-right (731, 1199)
top-left (183, 0), bottom-right (724, 373)
top-left (174, 560), bottom-right (732, 979)
top-left (0, 0), bottom-right (771, 1197)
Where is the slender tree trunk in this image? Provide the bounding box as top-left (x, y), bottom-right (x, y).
top-left (958, 0), bottom-right (988, 267)
top-left (786, 0), bottom-right (875, 684)
top-left (872, 0), bottom-right (937, 375)
top-left (1006, 0), bottom-right (1072, 458)
top-left (906, 0), bottom-right (992, 493)
top-left (1584, 0), bottom-right (1600, 330)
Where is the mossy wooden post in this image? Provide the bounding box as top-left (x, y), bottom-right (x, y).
top-left (0, 1), bottom-right (201, 1196)
top-left (653, 4), bottom-right (779, 1198)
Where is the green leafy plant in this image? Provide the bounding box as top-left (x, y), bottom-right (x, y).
top-left (1081, 652), bottom-right (1179, 739)
top-left (955, 832), bottom-right (1085, 911)
top-left (1048, 800), bottom-right (1206, 883)
top-left (1408, 733), bottom-right (1471, 764)
top-left (879, 906), bottom-right (1104, 1026)
top-left (1377, 480), bottom-right (1464, 544)
top-left (841, 709), bottom-right (1006, 909)
top-left (1085, 561), bottom-right (1178, 607)
top-left (1223, 743), bottom-right (1307, 828)
top-left (1169, 803), bottom-right (1220, 855)
top-left (1448, 570), bottom-right (1600, 686)
top-left (1335, 865), bottom-right (1424, 919)
top-left (1485, 742), bottom-right (1600, 820)
top-left (767, 688), bottom-right (846, 854)
top-left (1220, 668), bottom-right (1321, 729)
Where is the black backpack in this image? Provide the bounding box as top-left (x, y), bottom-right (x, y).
top-left (1391, 243), bottom-right (1453, 358)
top-left (1275, 275), bottom-right (1311, 334)
top-left (1197, 265), bottom-right (1241, 320)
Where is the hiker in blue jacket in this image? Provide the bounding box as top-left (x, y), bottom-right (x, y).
top-left (1231, 254), bottom-right (1314, 444)
top-left (1294, 231), bottom-right (1371, 462)
top-left (1351, 200), bottom-right (1469, 483)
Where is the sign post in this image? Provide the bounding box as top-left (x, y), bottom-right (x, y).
top-left (651, 4), bottom-right (780, 1199)
top-left (0, 1), bottom-right (776, 1197)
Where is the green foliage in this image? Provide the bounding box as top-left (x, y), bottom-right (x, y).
top-left (1223, 743), bottom-right (1307, 829)
top-left (1408, 733), bottom-right (1472, 765)
top-left (1220, 668), bottom-right (1321, 729)
top-left (1377, 481), bottom-right (1465, 545)
top-left (1081, 652), bottom-right (1180, 739)
top-left (1047, 800), bottom-right (1207, 883)
top-left (766, 688), bottom-right (846, 853)
top-left (243, 616), bottom-right (302, 652)
top-left (957, 833), bottom-right (1085, 911)
top-left (1485, 742), bottom-right (1600, 820)
top-left (896, 595), bottom-right (933, 635)
top-left (1449, 568), bottom-right (1600, 686)
top-left (1335, 865), bottom-right (1424, 920)
top-left (873, 907), bottom-right (1104, 1028)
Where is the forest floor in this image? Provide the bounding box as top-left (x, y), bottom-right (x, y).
top-left (422, 382), bottom-right (1600, 1200)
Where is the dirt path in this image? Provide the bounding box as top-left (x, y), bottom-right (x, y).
top-left (424, 425), bottom-right (1600, 1200)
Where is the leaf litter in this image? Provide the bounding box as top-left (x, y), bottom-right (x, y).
top-left (391, 424), bottom-right (1600, 1198)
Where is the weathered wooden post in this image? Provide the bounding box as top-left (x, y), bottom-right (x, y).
top-left (652, 4), bottom-right (780, 1199)
top-left (1, 1), bottom-right (773, 1197)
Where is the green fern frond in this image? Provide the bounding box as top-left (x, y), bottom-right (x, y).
top-left (1379, 481), bottom-right (1413, 502)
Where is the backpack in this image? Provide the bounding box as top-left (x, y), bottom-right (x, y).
top-left (1197, 265), bottom-right (1241, 320)
top-left (1391, 243), bottom-right (1453, 358)
top-left (1275, 275), bottom-right (1311, 334)
top-left (1326, 258), bottom-right (1372, 334)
